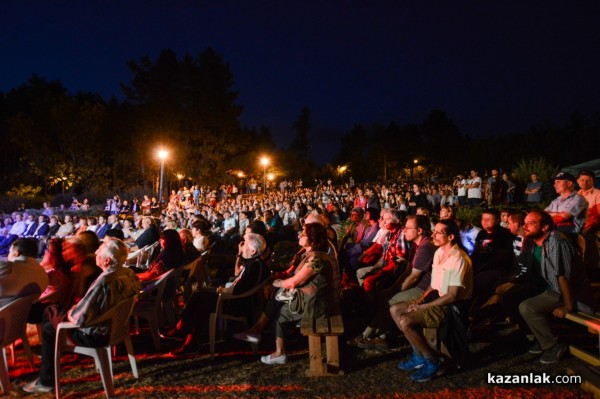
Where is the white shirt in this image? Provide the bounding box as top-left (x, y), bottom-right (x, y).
top-left (457, 179), bottom-right (467, 196)
top-left (430, 244), bottom-right (472, 299)
top-left (8, 221), bottom-right (26, 236)
top-left (467, 177), bottom-right (482, 199)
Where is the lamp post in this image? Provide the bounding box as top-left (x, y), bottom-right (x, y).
top-left (260, 156), bottom-right (269, 195)
top-left (410, 159), bottom-right (418, 183)
top-left (158, 150), bottom-right (168, 201)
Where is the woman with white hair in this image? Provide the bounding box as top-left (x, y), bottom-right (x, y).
top-left (162, 233), bottom-right (269, 356)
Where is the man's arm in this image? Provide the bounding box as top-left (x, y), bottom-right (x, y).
top-left (546, 211), bottom-right (573, 224)
top-left (409, 285), bottom-right (463, 312)
top-left (400, 268), bottom-right (423, 292)
top-left (553, 276), bottom-right (574, 318)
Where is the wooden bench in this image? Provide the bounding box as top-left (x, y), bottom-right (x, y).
top-left (566, 311), bottom-right (600, 367)
top-left (300, 315), bottom-right (344, 377)
top-left (423, 328), bottom-right (450, 357)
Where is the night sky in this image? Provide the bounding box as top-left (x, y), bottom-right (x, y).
top-left (2, 1), bottom-right (599, 163)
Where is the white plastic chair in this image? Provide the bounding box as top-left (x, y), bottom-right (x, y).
top-left (181, 247), bottom-right (213, 300)
top-left (208, 276), bottom-right (272, 359)
top-left (163, 266), bottom-right (186, 327)
top-left (54, 295), bottom-right (138, 399)
top-left (32, 289), bottom-right (62, 342)
top-left (0, 294), bottom-right (39, 394)
top-left (138, 241), bottom-right (161, 269)
top-left (133, 269), bottom-right (174, 350)
top-left (125, 245), bottom-right (148, 267)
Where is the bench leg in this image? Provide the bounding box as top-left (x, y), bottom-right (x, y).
top-left (306, 335), bottom-right (323, 377)
top-left (423, 327), bottom-right (450, 358)
top-left (423, 328), bottom-right (438, 351)
top-left (325, 335), bottom-right (343, 375)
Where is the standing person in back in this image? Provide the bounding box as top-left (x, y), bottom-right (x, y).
top-left (524, 173), bottom-right (543, 206)
top-left (465, 170), bottom-right (482, 208)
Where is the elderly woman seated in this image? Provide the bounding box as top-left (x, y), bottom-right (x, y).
top-left (160, 232), bottom-right (269, 356)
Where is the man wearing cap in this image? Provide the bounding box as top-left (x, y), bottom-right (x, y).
top-left (544, 172), bottom-right (588, 235)
top-left (577, 170), bottom-right (600, 271)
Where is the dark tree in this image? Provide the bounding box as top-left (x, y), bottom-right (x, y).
top-left (289, 106), bottom-right (311, 160)
top-left (122, 47), bottom-right (244, 185)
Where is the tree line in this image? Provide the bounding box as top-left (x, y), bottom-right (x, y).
top-left (0, 47), bottom-right (598, 206)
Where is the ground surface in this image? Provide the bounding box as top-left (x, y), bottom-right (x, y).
top-left (4, 316), bottom-right (595, 399)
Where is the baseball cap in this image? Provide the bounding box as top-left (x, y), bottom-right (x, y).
top-left (554, 172), bottom-right (576, 182)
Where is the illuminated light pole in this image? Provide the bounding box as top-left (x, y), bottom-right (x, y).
top-left (177, 173), bottom-right (183, 189)
top-left (411, 159), bottom-right (418, 183)
top-left (260, 156), bottom-right (269, 195)
top-left (337, 165), bottom-right (348, 182)
top-left (158, 150), bottom-right (168, 201)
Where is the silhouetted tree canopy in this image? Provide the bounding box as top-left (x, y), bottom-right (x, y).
top-left (0, 48), bottom-right (599, 202)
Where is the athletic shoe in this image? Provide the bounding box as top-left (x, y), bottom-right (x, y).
top-left (233, 332), bottom-right (261, 344)
top-left (540, 342), bottom-right (567, 364)
top-left (260, 354), bottom-right (287, 365)
top-left (410, 357), bottom-right (444, 382)
top-left (23, 378), bottom-right (53, 393)
top-left (528, 341), bottom-right (543, 354)
top-left (397, 352), bottom-right (426, 371)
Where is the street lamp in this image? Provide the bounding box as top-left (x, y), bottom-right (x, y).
top-left (411, 159), bottom-right (418, 183)
top-left (260, 156), bottom-right (269, 195)
top-left (177, 173), bottom-right (183, 189)
top-left (158, 150), bottom-right (168, 201)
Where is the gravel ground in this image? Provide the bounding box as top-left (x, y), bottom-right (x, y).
top-left (6, 319), bottom-right (594, 399)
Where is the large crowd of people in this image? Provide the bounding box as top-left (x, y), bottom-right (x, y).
top-left (0, 167), bottom-right (598, 392)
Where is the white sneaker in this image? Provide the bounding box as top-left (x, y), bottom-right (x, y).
top-left (233, 332), bottom-right (261, 344)
top-left (260, 354), bottom-right (287, 365)
top-left (23, 378), bottom-right (53, 393)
